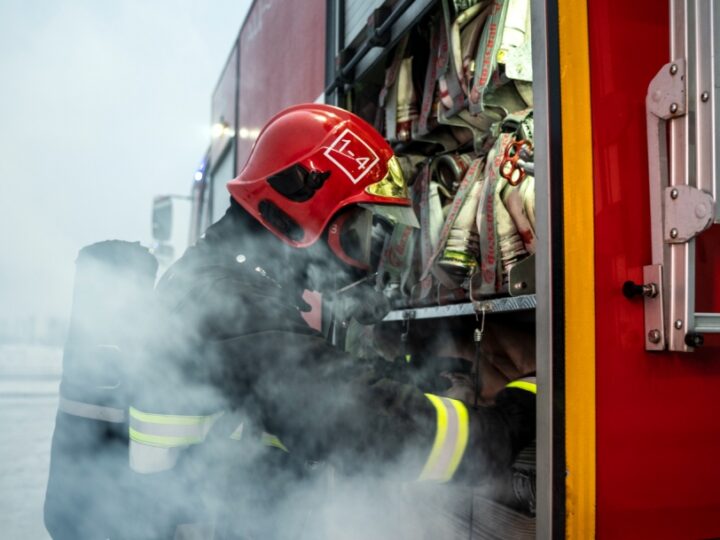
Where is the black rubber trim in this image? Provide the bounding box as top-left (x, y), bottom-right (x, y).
top-left (545, 0), bottom-right (566, 536)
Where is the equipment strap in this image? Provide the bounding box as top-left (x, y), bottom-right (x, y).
top-left (460, 4), bottom-right (490, 91)
top-left (502, 181), bottom-right (536, 254)
top-left (415, 16), bottom-right (472, 151)
top-left (416, 162), bottom-right (434, 273)
top-left (414, 161), bottom-right (436, 300)
top-left (417, 20), bottom-right (441, 136)
top-left (378, 35), bottom-right (410, 140)
top-left (417, 19), bottom-right (440, 135)
top-left (450, 2), bottom-right (485, 95)
top-left (421, 158), bottom-right (484, 291)
top-left (477, 132), bottom-right (513, 294)
top-left (58, 396), bottom-right (125, 423)
top-left (419, 393), bottom-right (469, 482)
top-left (438, 0), bottom-right (466, 117)
top-left (469, 0), bottom-right (510, 114)
top-left (396, 57), bottom-right (418, 141)
top-left (377, 223), bottom-right (417, 298)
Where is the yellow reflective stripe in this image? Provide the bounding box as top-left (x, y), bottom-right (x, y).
top-left (229, 423), bottom-right (244, 441)
top-left (419, 394), bottom-right (448, 481)
top-left (129, 406), bottom-right (214, 425)
top-left (261, 432), bottom-right (289, 453)
top-left (446, 398), bottom-right (469, 478)
top-left (506, 380), bottom-right (537, 394)
top-left (128, 427), bottom-right (202, 448)
top-left (418, 394), bottom-right (469, 482)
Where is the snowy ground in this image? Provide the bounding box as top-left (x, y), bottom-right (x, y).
top-left (0, 345), bottom-right (61, 540)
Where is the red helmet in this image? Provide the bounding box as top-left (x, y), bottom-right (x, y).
top-left (227, 103), bottom-right (414, 249)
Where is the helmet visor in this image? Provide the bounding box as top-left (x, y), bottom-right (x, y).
top-left (364, 156), bottom-right (409, 200)
top-left (361, 156), bottom-right (419, 228)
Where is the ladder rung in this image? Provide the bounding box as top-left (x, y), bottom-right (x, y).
top-left (694, 313), bottom-right (720, 333)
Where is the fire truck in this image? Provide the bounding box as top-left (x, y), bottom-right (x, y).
top-left (151, 0), bottom-right (720, 538)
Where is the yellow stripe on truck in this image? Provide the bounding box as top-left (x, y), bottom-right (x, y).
top-left (558, 0), bottom-right (597, 535)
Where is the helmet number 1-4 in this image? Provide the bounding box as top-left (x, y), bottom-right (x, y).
top-left (324, 129), bottom-right (380, 184)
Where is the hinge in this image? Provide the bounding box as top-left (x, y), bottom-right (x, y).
top-left (646, 60), bottom-right (686, 120)
top-left (642, 264), bottom-right (666, 350)
top-left (663, 185), bottom-right (715, 243)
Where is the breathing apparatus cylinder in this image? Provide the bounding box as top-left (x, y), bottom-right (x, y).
top-left (44, 240), bottom-right (158, 540)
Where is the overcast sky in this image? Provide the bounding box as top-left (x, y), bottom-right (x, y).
top-left (0, 0), bottom-right (251, 320)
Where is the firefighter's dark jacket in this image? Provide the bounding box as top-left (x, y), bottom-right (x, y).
top-left (135, 200), bottom-right (535, 485)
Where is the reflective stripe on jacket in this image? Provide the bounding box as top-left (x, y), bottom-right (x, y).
top-left (58, 396), bottom-right (126, 423)
top-left (129, 407), bottom-right (223, 473)
top-left (506, 376), bottom-right (537, 394)
top-left (418, 394), bottom-right (470, 482)
top-left (418, 376), bottom-right (537, 483)
top-left (129, 409), bottom-right (289, 473)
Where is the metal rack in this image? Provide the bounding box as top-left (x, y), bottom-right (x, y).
top-left (325, 0), bottom-right (437, 101)
top-left (382, 294), bottom-right (537, 321)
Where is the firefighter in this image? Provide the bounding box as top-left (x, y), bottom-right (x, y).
top-left (128, 104), bottom-right (536, 539)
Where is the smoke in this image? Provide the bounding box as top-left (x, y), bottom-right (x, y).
top-left (42, 205), bottom-right (536, 539)
top-left (0, 0), bottom-right (250, 322)
top-left (0, 2), bottom-right (252, 538)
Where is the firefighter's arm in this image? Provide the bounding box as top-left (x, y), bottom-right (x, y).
top-left (428, 376), bottom-right (536, 483)
top-left (368, 374), bottom-right (536, 483)
top-left (209, 318), bottom-right (535, 482)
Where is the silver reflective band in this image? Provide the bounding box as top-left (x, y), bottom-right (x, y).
top-left (129, 441), bottom-right (182, 474)
top-left (58, 397), bottom-right (125, 423)
top-left (418, 394), bottom-right (469, 483)
top-left (129, 407), bottom-right (223, 474)
top-left (129, 407), bottom-right (223, 447)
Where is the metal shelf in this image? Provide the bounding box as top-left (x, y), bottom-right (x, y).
top-left (382, 294), bottom-right (537, 322)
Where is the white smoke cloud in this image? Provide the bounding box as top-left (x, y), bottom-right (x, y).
top-left (0, 0), bottom-right (250, 321)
